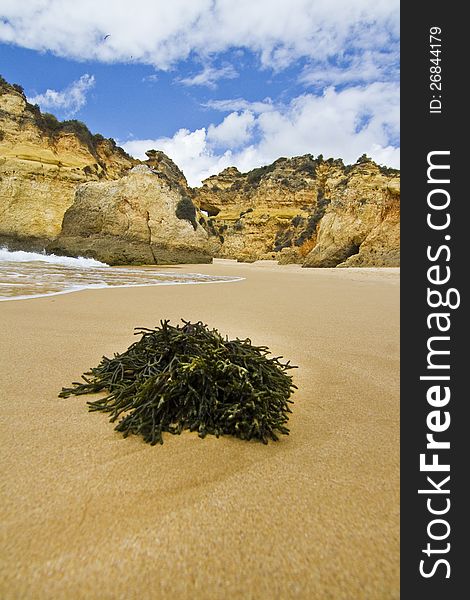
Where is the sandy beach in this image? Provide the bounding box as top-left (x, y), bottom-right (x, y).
top-left (0, 261), bottom-right (399, 599)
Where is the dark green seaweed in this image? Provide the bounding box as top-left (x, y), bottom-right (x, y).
top-left (60, 320), bottom-right (297, 445)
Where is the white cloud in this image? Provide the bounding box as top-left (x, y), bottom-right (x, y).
top-left (178, 65), bottom-right (238, 89)
top-left (122, 83), bottom-right (399, 186)
top-left (2, 0), bottom-right (399, 170)
top-left (299, 49), bottom-right (399, 88)
top-left (0, 0), bottom-right (398, 71)
top-left (27, 74), bottom-right (95, 115)
top-left (207, 111), bottom-right (255, 148)
top-left (254, 84), bottom-right (399, 163)
top-left (9, 1), bottom-right (398, 183)
top-left (122, 128), bottom-right (236, 186)
top-left (205, 98), bottom-right (275, 114)
top-left (142, 74), bottom-right (159, 83)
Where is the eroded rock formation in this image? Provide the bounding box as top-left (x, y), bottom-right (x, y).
top-left (48, 165), bottom-right (213, 265)
top-left (1, 74), bottom-right (400, 267)
top-left (193, 155), bottom-right (400, 267)
top-left (0, 77), bottom-right (136, 250)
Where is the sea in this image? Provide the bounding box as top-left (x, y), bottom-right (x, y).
top-left (0, 248), bottom-right (241, 301)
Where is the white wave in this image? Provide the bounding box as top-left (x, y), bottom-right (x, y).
top-left (0, 248), bottom-right (109, 268)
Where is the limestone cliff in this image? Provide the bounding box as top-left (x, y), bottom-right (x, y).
top-left (0, 77), bottom-right (136, 250)
top-left (302, 160), bottom-right (400, 267)
top-left (48, 165), bottom-right (213, 265)
top-left (193, 154), bottom-right (400, 267)
top-left (1, 73), bottom-right (399, 267)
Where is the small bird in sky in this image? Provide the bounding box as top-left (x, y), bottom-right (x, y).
top-left (103, 34), bottom-right (111, 40)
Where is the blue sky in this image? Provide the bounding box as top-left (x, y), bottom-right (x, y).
top-left (0, 0), bottom-right (399, 185)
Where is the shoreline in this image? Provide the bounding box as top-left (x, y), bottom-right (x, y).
top-left (0, 274), bottom-right (245, 303)
top-left (0, 261), bottom-right (399, 599)
top-left (0, 257), bottom-right (398, 303)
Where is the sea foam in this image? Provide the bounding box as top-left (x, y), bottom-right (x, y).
top-left (0, 248), bottom-right (242, 301)
top-left (0, 248), bottom-right (109, 268)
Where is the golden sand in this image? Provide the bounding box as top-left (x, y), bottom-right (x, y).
top-left (0, 261), bottom-right (399, 599)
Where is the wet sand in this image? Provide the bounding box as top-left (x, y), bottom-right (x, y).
top-left (0, 261), bottom-right (399, 599)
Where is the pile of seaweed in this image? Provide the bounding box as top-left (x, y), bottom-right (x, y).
top-left (60, 320), bottom-right (297, 445)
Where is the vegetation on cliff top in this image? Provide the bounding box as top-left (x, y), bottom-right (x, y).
top-left (0, 74), bottom-right (133, 163)
top-left (2, 74), bottom-right (399, 180)
top-left (60, 320), bottom-right (297, 445)
top-left (228, 153), bottom-right (399, 190)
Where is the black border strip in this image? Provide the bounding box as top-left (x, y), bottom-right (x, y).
top-left (401, 3), bottom-right (466, 597)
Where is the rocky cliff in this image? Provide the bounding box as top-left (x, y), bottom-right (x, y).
top-left (48, 164), bottom-right (213, 265)
top-left (192, 154), bottom-right (400, 267)
top-left (1, 74), bottom-right (399, 267)
top-left (0, 77), bottom-right (136, 250)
